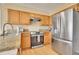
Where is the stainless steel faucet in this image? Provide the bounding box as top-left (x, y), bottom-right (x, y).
top-left (3, 23), bottom-right (14, 36)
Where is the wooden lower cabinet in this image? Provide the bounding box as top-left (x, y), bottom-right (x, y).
top-left (44, 31), bottom-right (51, 45)
top-left (21, 32), bottom-right (31, 49)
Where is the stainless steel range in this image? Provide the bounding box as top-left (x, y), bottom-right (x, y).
top-left (31, 32), bottom-right (44, 48)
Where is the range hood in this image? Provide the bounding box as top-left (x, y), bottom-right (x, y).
top-left (30, 17), bottom-right (41, 24)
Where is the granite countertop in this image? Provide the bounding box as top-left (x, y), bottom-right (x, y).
top-left (0, 33), bottom-right (21, 52)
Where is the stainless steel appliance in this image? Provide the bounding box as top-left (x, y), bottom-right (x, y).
top-left (73, 11), bottom-right (79, 54)
top-left (52, 8), bottom-right (79, 55)
top-left (30, 17), bottom-right (41, 25)
top-left (31, 32), bottom-right (44, 48)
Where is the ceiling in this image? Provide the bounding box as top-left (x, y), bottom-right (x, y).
top-left (1, 3), bottom-right (75, 15)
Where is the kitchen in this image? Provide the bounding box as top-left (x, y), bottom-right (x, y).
top-left (0, 3), bottom-right (79, 55)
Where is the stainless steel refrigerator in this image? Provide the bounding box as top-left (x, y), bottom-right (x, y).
top-left (52, 8), bottom-right (79, 55)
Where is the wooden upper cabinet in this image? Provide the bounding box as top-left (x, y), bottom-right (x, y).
top-left (44, 16), bottom-right (51, 26)
top-left (29, 13), bottom-right (52, 26)
top-left (40, 15), bottom-right (45, 25)
top-left (20, 12), bottom-right (30, 25)
top-left (8, 9), bottom-right (51, 25)
top-left (8, 9), bottom-right (20, 24)
top-left (74, 4), bottom-right (79, 11)
top-left (41, 15), bottom-right (51, 26)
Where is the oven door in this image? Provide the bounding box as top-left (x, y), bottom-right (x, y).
top-left (31, 35), bottom-right (37, 47)
top-left (31, 35), bottom-right (44, 47)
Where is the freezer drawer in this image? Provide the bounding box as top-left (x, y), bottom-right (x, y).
top-left (52, 38), bottom-right (72, 55)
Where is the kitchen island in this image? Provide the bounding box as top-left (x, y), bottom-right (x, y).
top-left (0, 33), bottom-right (21, 54)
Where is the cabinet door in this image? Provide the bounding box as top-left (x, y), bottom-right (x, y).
top-left (8, 9), bottom-right (20, 24)
top-left (74, 4), bottom-right (79, 11)
top-left (21, 32), bottom-right (31, 49)
top-left (40, 15), bottom-right (45, 25)
top-left (41, 15), bottom-right (51, 26)
top-left (20, 12), bottom-right (30, 25)
top-left (44, 31), bottom-right (51, 44)
top-left (44, 16), bottom-right (51, 25)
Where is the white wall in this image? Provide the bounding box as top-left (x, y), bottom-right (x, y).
top-left (0, 5), bottom-right (2, 34)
